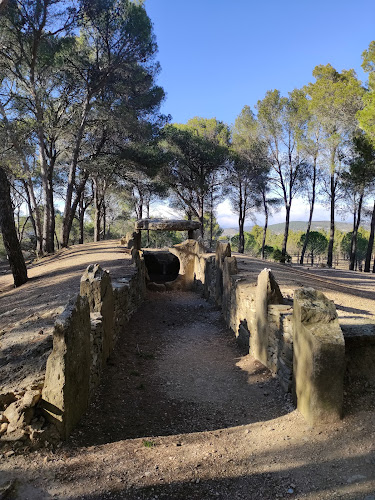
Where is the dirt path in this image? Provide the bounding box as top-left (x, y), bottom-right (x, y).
top-left (1, 290), bottom-right (374, 499)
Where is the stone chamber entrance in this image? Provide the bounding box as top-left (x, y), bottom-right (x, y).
top-left (143, 250), bottom-right (180, 283)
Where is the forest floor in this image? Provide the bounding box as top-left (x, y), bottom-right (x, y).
top-left (0, 242), bottom-right (374, 499)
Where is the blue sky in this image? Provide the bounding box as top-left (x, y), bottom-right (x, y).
top-left (144, 0), bottom-right (375, 226)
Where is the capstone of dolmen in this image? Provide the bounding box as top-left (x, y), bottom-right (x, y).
top-left (80, 264), bottom-right (114, 363)
top-left (41, 294), bottom-right (91, 438)
top-left (135, 218), bottom-right (200, 232)
top-left (293, 287), bottom-right (345, 426)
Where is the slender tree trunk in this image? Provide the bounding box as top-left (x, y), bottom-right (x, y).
top-left (25, 177), bottom-right (43, 255)
top-left (300, 158), bottom-right (317, 265)
top-left (146, 201), bottom-right (150, 247)
top-left (327, 149), bottom-right (337, 267)
top-left (23, 182), bottom-right (37, 248)
top-left (62, 172), bottom-right (89, 247)
top-left (102, 203), bottom-right (106, 240)
top-left (281, 204), bottom-right (291, 263)
top-left (262, 212), bottom-right (268, 260)
top-left (0, 167), bottom-right (28, 287)
top-left (78, 192), bottom-right (85, 245)
top-left (327, 174), bottom-right (335, 267)
top-left (364, 200), bottom-right (375, 272)
top-left (238, 216), bottom-right (245, 254)
top-left (61, 97), bottom-right (91, 247)
top-left (33, 93), bottom-right (55, 253)
top-left (261, 190), bottom-right (268, 260)
top-left (42, 160), bottom-right (55, 254)
top-left (93, 180), bottom-right (101, 242)
top-left (0, 103), bottom-right (43, 255)
top-left (199, 196), bottom-right (204, 238)
top-left (209, 190), bottom-right (214, 250)
top-left (349, 191), bottom-right (364, 271)
top-left (237, 183), bottom-right (244, 253)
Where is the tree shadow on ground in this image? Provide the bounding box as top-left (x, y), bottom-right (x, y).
top-left (69, 292), bottom-right (291, 448)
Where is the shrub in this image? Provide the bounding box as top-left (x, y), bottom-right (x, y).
top-left (272, 248), bottom-right (291, 263)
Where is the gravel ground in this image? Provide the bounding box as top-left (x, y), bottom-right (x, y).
top-left (0, 245), bottom-right (374, 499)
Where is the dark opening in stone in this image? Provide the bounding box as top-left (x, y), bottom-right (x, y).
top-left (143, 251), bottom-right (180, 283)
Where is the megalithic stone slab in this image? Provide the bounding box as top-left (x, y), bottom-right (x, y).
top-left (215, 242), bottom-right (231, 306)
top-left (41, 294), bottom-right (91, 439)
top-left (80, 264), bottom-right (114, 364)
top-left (254, 269), bottom-right (283, 366)
top-left (169, 239), bottom-right (205, 289)
top-left (293, 287), bottom-right (345, 426)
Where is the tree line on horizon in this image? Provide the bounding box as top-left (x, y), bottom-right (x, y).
top-left (229, 225), bottom-right (371, 270)
top-left (1, 0), bottom-right (375, 287)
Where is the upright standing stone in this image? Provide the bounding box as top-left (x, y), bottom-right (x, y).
top-left (253, 269), bottom-right (283, 365)
top-left (293, 288), bottom-right (345, 426)
top-left (80, 264), bottom-right (114, 364)
top-left (41, 294), bottom-right (91, 438)
top-left (169, 240), bottom-right (205, 289)
top-left (215, 242), bottom-right (231, 306)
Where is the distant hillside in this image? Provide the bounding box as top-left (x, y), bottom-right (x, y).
top-left (222, 221), bottom-right (365, 237)
top-left (267, 221), bottom-right (359, 234)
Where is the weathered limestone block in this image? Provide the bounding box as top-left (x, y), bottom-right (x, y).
top-left (343, 327), bottom-right (375, 384)
top-left (237, 320), bottom-right (250, 354)
top-left (230, 281), bottom-right (256, 339)
top-left (131, 250), bottom-right (147, 301)
top-left (253, 269), bottom-right (283, 366)
top-left (3, 390), bottom-right (41, 434)
top-left (112, 279), bottom-right (130, 341)
top-left (222, 256), bottom-right (239, 321)
top-left (80, 264), bottom-right (114, 364)
top-left (215, 242), bottom-right (231, 306)
top-left (169, 240), bottom-right (205, 290)
top-left (120, 232), bottom-right (139, 249)
top-left (41, 294), bottom-right (91, 438)
top-left (293, 288), bottom-right (345, 426)
top-left (89, 312), bottom-right (104, 394)
top-left (203, 256), bottom-right (216, 301)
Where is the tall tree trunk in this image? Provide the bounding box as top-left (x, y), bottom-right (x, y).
top-left (26, 177), bottom-right (43, 255)
top-left (281, 204), bottom-right (291, 263)
top-left (261, 212), bottom-right (268, 260)
top-left (209, 190), bottom-right (214, 250)
top-left (102, 203), bottom-right (106, 240)
top-left (0, 103), bottom-right (43, 255)
top-left (238, 216), bottom-right (245, 254)
top-left (22, 180), bottom-right (37, 245)
top-left (0, 167), bottom-right (28, 287)
top-left (237, 183), bottom-right (244, 253)
top-left (349, 191), bottom-right (364, 271)
top-left (61, 97), bottom-right (91, 247)
top-left (78, 192), bottom-right (85, 245)
top-left (300, 158), bottom-right (317, 265)
top-left (364, 200), bottom-right (375, 272)
top-left (33, 90), bottom-right (55, 253)
top-left (327, 149), bottom-right (337, 268)
top-left (199, 196), bottom-right (204, 238)
top-left (146, 201), bottom-right (150, 246)
top-left (41, 160), bottom-right (55, 254)
top-left (93, 179), bottom-right (101, 242)
top-left (62, 172), bottom-right (89, 247)
top-left (327, 173), bottom-right (335, 268)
